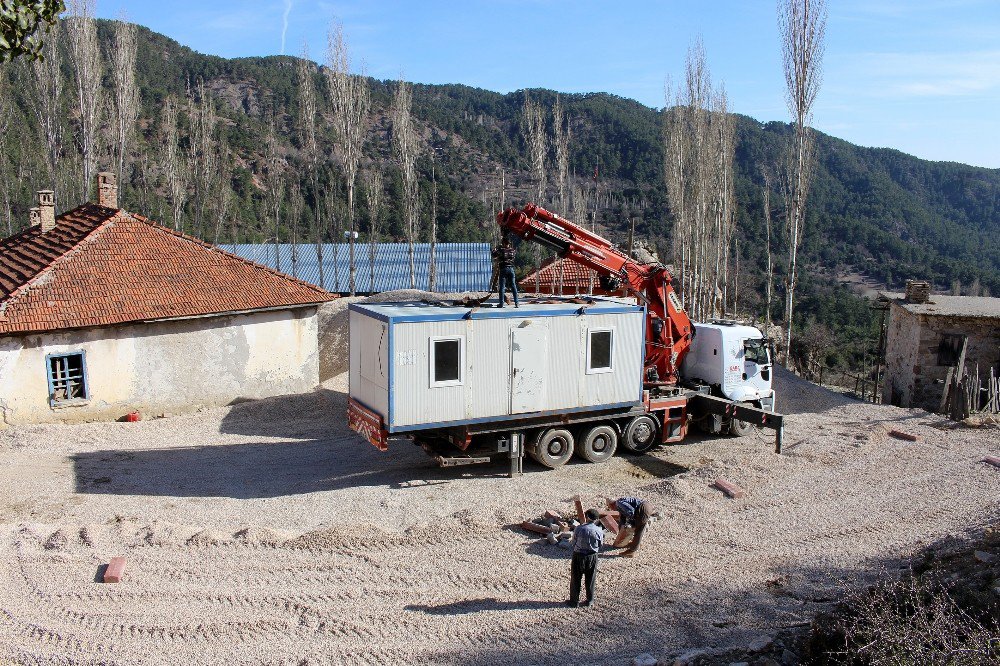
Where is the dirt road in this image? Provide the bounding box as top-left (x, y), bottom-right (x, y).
top-left (0, 369), bottom-right (997, 665)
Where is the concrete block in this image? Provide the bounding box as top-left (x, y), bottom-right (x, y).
top-left (712, 478), bottom-right (746, 499)
top-left (103, 556), bottom-right (126, 583)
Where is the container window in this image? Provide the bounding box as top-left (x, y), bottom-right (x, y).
top-left (430, 336), bottom-right (463, 387)
top-left (587, 328), bottom-right (614, 374)
top-left (47, 352), bottom-right (88, 405)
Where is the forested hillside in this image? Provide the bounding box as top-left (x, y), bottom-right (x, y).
top-left (1, 20), bottom-right (998, 378)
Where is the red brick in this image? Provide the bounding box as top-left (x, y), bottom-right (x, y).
top-left (573, 495), bottom-right (586, 522)
top-left (712, 478), bottom-right (746, 499)
top-left (103, 556), bottom-right (126, 584)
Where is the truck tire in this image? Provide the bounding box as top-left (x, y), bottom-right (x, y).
top-left (528, 428), bottom-right (575, 468)
top-left (620, 415), bottom-right (658, 453)
top-left (576, 425), bottom-right (618, 463)
top-left (728, 402), bottom-right (755, 437)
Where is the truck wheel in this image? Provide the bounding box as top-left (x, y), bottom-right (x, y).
top-left (576, 425), bottom-right (618, 463)
top-left (621, 415), bottom-right (658, 453)
top-left (728, 403), bottom-right (754, 437)
top-left (529, 428), bottom-right (575, 468)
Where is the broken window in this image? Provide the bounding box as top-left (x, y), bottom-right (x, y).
top-left (430, 337), bottom-right (463, 387)
top-left (937, 334), bottom-right (966, 366)
top-left (587, 328), bottom-right (614, 374)
top-left (47, 352), bottom-right (88, 405)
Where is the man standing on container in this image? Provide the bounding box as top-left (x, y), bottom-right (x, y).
top-left (493, 233), bottom-right (519, 308)
top-left (566, 508), bottom-right (604, 607)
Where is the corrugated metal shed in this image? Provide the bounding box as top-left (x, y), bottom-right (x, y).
top-left (221, 243), bottom-right (492, 294)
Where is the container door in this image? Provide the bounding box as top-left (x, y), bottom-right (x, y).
top-left (510, 324), bottom-right (548, 414)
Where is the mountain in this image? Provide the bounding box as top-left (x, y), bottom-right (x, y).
top-left (1, 20), bottom-right (998, 375)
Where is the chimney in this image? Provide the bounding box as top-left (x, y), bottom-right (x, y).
top-left (38, 190), bottom-right (55, 233)
top-left (97, 172), bottom-right (118, 208)
top-left (904, 279), bottom-right (931, 304)
top-left (29, 207), bottom-right (40, 228)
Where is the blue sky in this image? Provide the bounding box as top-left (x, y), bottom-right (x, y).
top-left (98, 1), bottom-right (1000, 169)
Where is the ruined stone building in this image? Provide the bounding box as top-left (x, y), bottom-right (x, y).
top-left (880, 282), bottom-right (1000, 411)
top-left (0, 174), bottom-right (335, 425)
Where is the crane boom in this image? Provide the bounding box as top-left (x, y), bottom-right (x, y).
top-left (496, 203), bottom-right (693, 387)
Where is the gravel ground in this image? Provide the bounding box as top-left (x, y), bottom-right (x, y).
top-left (0, 359), bottom-right (997, 664)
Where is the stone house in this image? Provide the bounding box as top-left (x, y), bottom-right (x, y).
top-left (880, 282), bottom-right (1000, 411)
top-left (0, 174), bottom-right (335, 425)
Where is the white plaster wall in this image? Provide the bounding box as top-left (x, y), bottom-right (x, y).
top-left (0, 307), bottom-right (319, 425)
top-left (881, 305), bottom-right (921, 406)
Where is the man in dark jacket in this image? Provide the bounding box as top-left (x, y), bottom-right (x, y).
top-left (492, 233), bottom-right (519, 308)
top-left (614, 496), bottom-right (654, 557)
top-left (566, 508), bottom-right (604, 607)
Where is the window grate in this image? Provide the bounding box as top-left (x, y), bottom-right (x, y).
top-left (47, 352), bottom-right (88, 404)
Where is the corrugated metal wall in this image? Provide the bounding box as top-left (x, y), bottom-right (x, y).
top-left (386, 311), bottom-right (644, 428)
top-left (221, 243), bottom-right (492, 293)
top-left (349, 309), bottom-right (389, 417)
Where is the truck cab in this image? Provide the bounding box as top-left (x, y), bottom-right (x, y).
top-left (681, 321), bottom-right (776, 412)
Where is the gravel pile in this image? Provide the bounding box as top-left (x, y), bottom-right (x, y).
top-left (0, 352), bottom-right (997, 664)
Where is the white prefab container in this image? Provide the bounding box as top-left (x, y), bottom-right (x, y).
top-left (349, 299), bottom-right (646, 433)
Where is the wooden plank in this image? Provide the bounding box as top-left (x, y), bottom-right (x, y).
top-left (613, 526), bottom-right (633, 548)
top-left (103, 557), bottom-right (126, 584)
top-left (982, 456), bottom-right (1000, 469)
top-left (939, 367), bottom-right (954, 414)
top-left (520, 521), bottom-right (556, 536)
top-left (889, 430), bottom-right (920, 442)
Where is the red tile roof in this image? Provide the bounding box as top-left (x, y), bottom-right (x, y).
top-left (0, 204), bottom-right (335, 335)
top-left (520, 256), bottom-right (597, 290)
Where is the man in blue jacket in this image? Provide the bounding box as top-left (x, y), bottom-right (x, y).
top-left (566, 508), bottom-right (604, 607)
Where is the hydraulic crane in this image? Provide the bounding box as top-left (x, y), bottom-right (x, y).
top-left (496, 203), bottom-right (692, 388)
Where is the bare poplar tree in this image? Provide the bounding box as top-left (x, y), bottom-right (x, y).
top-left (392, 77), bottom-right (420, 288)
top-left (29, 20), bottom-right (62, 195)
top-left (187, 79), bottom-right (217, 239)
top-left (212, 143), bottom-right (233, 245)
top-left (288, 181), bottom-right (303, 278)
top-left (325, 23), bottom-right (370, 296)
top-left (428, 154), bottom-right (438, 291)
top-left (296, 43), bottom-right (325, 289)
top-left (365, 168), bottom-right (383, 293)
top-left (779, 0), bottom-right (826, 358)
top-left (0, 70), bottom-right (13, 234)
top-left (522, 92), bottom-right (547, 290)
top-left (264, 113), bottom-right (284, 272)
top-left (761, 168), bottom-right (776, 327)
top-left (553, 94), bottom-right (571, 212)
top-left (161, 97), bottom-right (189, 232)
top-left (110, 12), bottom-right (139, 198)
top-left (66, 0), bottom-right (103, 199)
top-left (663, 41), bottom-right (737, 321)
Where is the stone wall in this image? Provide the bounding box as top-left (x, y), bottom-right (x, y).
top-left (0, 307), bottom-right (319, 425)
top-left (882, 304), bottom-right (1000, 411)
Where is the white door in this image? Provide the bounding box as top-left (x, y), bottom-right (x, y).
top-left (510, 324), bottom-right (548, 414)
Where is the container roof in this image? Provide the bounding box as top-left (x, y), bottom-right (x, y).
top-left (351, 297), bottom-right (642, 323)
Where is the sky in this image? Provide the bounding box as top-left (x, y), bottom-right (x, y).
top-left (95, 0), bottom-right (1000, 169)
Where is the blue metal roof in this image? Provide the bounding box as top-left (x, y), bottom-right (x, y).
top-left (220, 243), bottom-right (492, 294)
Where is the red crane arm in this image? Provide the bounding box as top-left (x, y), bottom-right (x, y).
top-left (496, 203), bottom-right (693, 386)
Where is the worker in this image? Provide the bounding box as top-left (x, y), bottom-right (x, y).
top-left (614, 496), bottom-right (655, 557)
top-left (566, 508), bottom-right (604, 607)
top-left (493, 233), bottom-right (519, 308)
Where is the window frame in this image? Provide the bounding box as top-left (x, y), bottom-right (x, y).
top-left (45, 351), bottom-right (89, 407)
top-left (429, 335), bottom-right (465, 388)
top-left (586, 327), bottom-right (615, 375)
